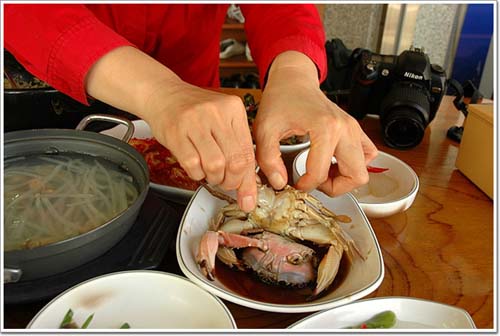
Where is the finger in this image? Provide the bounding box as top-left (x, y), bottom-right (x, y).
top-left (360, 131), bottom-right (378, 164)
top-left (236, 164), bottom-right (258, 212)
top-left (169, 138), bottom-right (206, 181)
top-left (188, 131), bottom-right (226, 185)
top-left (213, 106), bottom-right (256, 191)
top-left (319, 142), bottom-right (369, 196)
top-left (255, 130), bottom-right (287, 190)
top-left (295, 131), bottom-right (336, 192)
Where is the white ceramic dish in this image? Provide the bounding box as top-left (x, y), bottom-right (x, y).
top-left (288, 296), bottom-right (476, 330)
top-left (176, 186), bottom-right (384, 313)
top-left (27, 270), bottom-right (236, 330)
top-left (293, 149), bottom-right (419, 218)
top-left (102, 120), bottom-right (310, 202)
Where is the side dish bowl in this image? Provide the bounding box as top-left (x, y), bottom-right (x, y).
top-left (288, 296), bottom-right (476, 329)
top-left (176, 186), bottom-right (384, 313)
top-left (27, 270), bottom-right (236, 330)
top-left (293, 149), bottom-right (419, 218)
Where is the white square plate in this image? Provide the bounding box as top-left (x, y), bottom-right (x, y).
top-left (176, 187), bottom-right (384, 313)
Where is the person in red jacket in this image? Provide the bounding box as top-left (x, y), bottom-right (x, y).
top-left (5, 4), bottom-right (377, 212)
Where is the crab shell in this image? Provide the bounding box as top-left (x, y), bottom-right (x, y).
top-left (197, 183), bottom-right (363, 297)
top-left (241, 231), bottom-right (317, 287)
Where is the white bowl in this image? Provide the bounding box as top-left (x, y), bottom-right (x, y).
top-left (279, 138), bottom-right (310, 154)
top-left (27, 270), bottom-right (236, 330)
top-left (176, 187), bottom-right (384, 313)
top-left (288, 296), bottom-right (476, 329)
top-left (293, 150), bottom-right (419, 218)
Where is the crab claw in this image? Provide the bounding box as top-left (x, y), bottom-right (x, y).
top-left (196, 231), bottom-right (268, 281)
top-left (196, 231), bottom-right (219, 280)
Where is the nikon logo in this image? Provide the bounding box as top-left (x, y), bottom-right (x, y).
top-left (404, 72), bottom-right (423, 80)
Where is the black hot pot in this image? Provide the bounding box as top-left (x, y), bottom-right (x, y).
top-left (4, 115), bottom-right (150, 283)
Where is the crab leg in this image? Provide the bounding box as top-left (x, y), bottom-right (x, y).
top-left (196, 231), bottom-right (268, 281)
top-left (196, 231), bottom-right (219, 280)
top-left (287, 224), bottom-right (345, 296)
top-left (313, 243), bottom-right (344, 297)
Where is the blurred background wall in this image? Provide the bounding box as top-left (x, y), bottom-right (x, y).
top-left (321, 3), bottom-right (494, 98)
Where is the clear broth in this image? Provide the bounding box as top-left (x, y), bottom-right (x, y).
top-left (4, 153), bottom-right (139, 251)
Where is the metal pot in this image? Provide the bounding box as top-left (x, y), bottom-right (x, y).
top-left (4, 115), bottom-right (149, 283)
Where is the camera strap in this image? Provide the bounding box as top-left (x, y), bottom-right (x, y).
top-left (447, 78), bottom-right (468, 117)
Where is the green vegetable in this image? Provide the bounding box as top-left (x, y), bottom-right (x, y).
top-left (59, 308), bottom-right (130, 329)
top-left (120, 322), bottom-right (131, 329)
top-left (347, 310), bottom-right (397, 329)
top-left (59, 309), bottom-right (74, 328)
top-left (81, 313), bottom-right (94, 329)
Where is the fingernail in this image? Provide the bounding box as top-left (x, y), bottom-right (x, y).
top-left (241, 195), bottom-right (255, 212)
top-left (269, 172), bottom-right (285, 189)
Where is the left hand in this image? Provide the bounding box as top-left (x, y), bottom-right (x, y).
top-left (253, 51), bottom-right (378, 196)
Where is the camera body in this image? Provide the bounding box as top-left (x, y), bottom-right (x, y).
top-left (328, 43), bottom-right (448, 149)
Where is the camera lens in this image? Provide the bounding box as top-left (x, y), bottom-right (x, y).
top-left (380, 84), bottom-right (430, 149)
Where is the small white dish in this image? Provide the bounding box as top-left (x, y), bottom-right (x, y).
top-left (176, 186), bottom-right (384, 313)
top-left (293, 149), bottom-right (419, 218)
top-left (288, 296), bottom-right (476, 329)
top-left (27, 270), bottom-right (236, 330)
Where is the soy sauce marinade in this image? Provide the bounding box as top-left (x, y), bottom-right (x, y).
top-left (214, 244), bottom-right (351, 304)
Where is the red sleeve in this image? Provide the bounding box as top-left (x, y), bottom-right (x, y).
top-left (239, 4), bottom-right (327, 88)
top-left (4, 4), bottom-right (134, 105)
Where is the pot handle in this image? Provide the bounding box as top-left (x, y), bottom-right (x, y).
top-left (4, 267), bottom-right (22, 283)
top-left (76, 114), bottom-right (135, 142)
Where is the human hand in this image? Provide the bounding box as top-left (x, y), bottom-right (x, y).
top-left (253, 51), bottom-right (378, 196)
top-left (145, 83), bottom-right (257, 211)
top-left (85, 47), bottom-right (257, 211)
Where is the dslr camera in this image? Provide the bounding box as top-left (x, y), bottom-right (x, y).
top-left (323, 40), bottom-right (447, 149)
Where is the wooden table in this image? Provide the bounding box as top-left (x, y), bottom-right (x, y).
top-left (3, 89), bottom-right (494, 330)
top-left (217, 89), bottom-right (494, 329)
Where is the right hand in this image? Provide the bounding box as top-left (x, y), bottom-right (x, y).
top-left (85, 46), bottom-right (257, 211)
top-left (144, 82), bottom-right (257, 212)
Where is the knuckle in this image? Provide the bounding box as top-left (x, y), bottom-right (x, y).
top-left (353, 170), bottom-right (370, 186)
top-left (323, 116), bottom-right (342, 133)
top-left (182, 155), bottom-right (201, 171)
top-left (205, 156), bottom-right (226, 175)
top-left (227, 148), bottom-right (255, 173)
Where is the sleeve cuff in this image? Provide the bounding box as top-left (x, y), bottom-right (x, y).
top-left (47, 15), bottom-right (134, 105)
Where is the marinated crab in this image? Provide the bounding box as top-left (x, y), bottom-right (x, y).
top-left (196, 184), bottom-right (364, 297)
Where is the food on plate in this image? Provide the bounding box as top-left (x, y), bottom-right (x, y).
top-left (243, 93), bottom-right (308, 146)
top-left (4, 154), bottom-right (139, 251)
top-left (60, 309), bottom-right (130, 329)
top-left (128, 138), bottom-right (200, 190)
top-left (347, 310), bottom-right (397, 329)
top-left (196, 183), bottom-right (363, 298)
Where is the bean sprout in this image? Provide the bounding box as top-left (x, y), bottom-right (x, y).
top-left (4, 154), bottom-right (140, 251)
